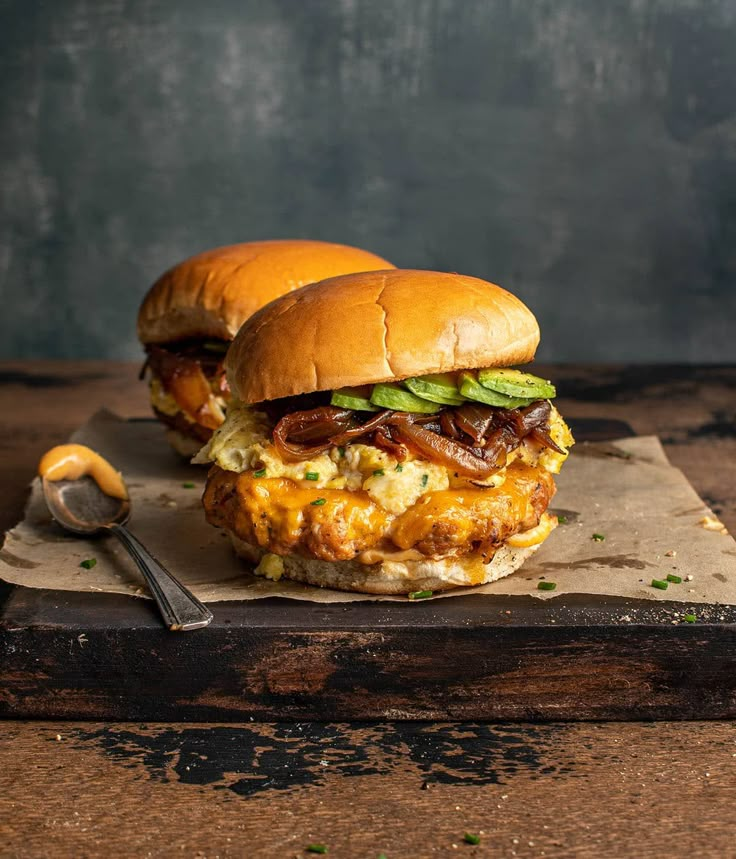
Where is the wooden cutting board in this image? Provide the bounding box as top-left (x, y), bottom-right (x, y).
top-left (2, 417), bottom-right (736, 721)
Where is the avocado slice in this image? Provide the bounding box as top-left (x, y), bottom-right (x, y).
top-left (477, 368), bottom-right (556, 399)
top-left (459, 373), bottom-right (533, 409)
top-left (331, 387), bottom-right (380, 411)
top-left (404, 374), bottom-right (466, 406)
top-left (407, 388), bottom-right (465, 407)
top-left (370, 383), bottom-right (440, 413)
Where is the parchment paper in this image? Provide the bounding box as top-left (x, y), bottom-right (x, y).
top-left (2, 410), bottom-right (735, 604)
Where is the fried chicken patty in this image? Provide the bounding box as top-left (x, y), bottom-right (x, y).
top-left (203, 460), bottom-right (555, 564)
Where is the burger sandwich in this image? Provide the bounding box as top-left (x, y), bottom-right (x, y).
top-left (137, 240), bottom-right (394, 456)
top-left (197, 269), bottom-right (574, 594)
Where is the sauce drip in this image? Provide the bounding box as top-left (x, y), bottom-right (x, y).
top-left (357, 547), bottom-right (425, 566)
top-left (38, 444), bottom-right (129, 500)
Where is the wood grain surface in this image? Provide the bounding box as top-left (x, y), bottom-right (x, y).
top-left (1, 720), bottom-right (735, 858)
top-left (1, 363), bottom-right (735, 856)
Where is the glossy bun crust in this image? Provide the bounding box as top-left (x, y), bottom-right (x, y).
top-left (138, 240), bottom-right (395, 344)
top-left (226, 269), bottom-right (540, 403)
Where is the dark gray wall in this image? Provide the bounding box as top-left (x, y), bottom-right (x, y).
top-left (2, 0), bottom-right (735, 361)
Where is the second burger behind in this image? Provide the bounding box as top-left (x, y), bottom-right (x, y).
top-left (197, 269), bottom-right (574, 595)
top-left (137, 240), bottom-right (394, 456)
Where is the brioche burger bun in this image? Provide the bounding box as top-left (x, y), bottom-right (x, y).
top-left (198, 269), bottom-right (574, 595)
top-left (136, 240), bottom-right (395, 456)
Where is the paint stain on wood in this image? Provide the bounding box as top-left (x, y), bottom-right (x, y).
top-left (69, 723), bottom-right (575, 797)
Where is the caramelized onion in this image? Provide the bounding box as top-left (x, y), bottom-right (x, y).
top-left (497, 400), bottom-right (551, 435)
top-left (273, 407), bottom-right (354, 461)
top-left (329, 410), bottom-right (394, 445)
top-left (147, 346), bottom-right (224, 430)
top-left (530, 426), bottom-right (566, 454)
top-left (388, 417), bottom-right (502, 479)
top-left (268, 395), bottom-right (564, 473)
top-left (454, 403), bottom-right (496, 444)
top-left (373, 425), bottom-right (409, 460)
top-left (440, 410), bottom-right (461, 439)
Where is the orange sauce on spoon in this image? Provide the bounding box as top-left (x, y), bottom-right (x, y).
top-left (38, 444), bottom-right (129, 500)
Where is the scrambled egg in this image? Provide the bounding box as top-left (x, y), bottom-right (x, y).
top-left (150, 377), bottom-right (183, 418)
top-left (514, 405), bottom-right (575, 475)
top-left (195, 399), bottom-right (573, 516)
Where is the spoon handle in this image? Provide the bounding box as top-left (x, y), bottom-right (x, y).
top-left (109, 523), bottom-right (213, 631)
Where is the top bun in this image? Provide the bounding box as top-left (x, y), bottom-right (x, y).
top-left (137, 239), bottom-right (395, 344)
top-left (227, 269), bottom-right (540, 403)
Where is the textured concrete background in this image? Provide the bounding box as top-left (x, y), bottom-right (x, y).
top-left (1, 0), bottom-right (735, 361)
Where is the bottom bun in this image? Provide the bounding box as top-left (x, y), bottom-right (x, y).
top-left (165, 429), bottom-right (205, 460)
top-left (228, 534), bottom-right (544, 595)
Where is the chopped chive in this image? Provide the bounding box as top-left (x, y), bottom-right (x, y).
top-left (337, 446), bottom-right (346, 458)
top-left (421, 473), bottom-right (429, 487)
top-left (311, 498), bottom-right (327, 506)
top-left (377, 854), bottom-right (387, 859)
top-left (408, 589), bottom-right (433, 600)
top-left (557, 515), bottom-right (568, 524)
top-left (305, 472), bottom-right (319, 481)
top-left (651, 579), bottom-right (668, 590)
top-left (683, 613), bottom-right (697, 623)
top-left (182, 481), bottom-right (196, 489)
top-left (463, 833), bottom-right (481, 845)
top-left (537, 581), bottom-right (556, 591)
top-left (373, 469), bottom-right (385, 477)
top-left (592, 533), bottom-right (605, 542)
top-left (395, 463), bottom-right (403, 472)
top-left (306, 846), bottom-right (328, 855)
top-left (80, 558), bottom-right (97, 570)
top-left (253, 468), bottom-right (267, 478)
top-left (666, 573), bottom-right (682, 584)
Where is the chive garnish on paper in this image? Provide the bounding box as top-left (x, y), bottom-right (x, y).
top-left (651, 579), bottom-right (668, 590)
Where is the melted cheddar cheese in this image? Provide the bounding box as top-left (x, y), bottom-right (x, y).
top-left (227, 474), bottom-right (390, 560)
top-left (204, 460), bottom-right (556, 565)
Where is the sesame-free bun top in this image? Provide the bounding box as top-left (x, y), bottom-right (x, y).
top-left (227, 269), bottom-right (540, 403)
top-left (137, 240), bottom-right (395, 344)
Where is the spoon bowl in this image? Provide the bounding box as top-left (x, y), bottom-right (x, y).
top-left (43, 476), bottom-right (130, 535)
top-left (41, 464), bottom-right (213, 632)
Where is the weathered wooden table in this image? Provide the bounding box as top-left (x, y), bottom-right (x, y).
top-left (1, 362), bottom-right (735, 858)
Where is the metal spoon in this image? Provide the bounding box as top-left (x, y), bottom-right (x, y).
top-left (42, 474), bottom-right (213, 631)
